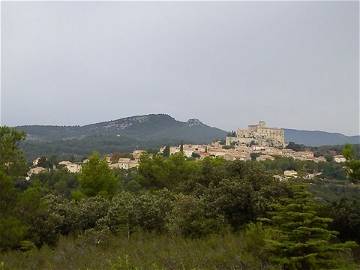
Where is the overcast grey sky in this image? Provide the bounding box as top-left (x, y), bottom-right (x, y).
top-left (1, 1), bottom-right (359, 135)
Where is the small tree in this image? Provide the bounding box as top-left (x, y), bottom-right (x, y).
top-left (263, 184), bottom-right (357, 269)
top-left (78, 153), bottom-right (117, 197)
top-left (342, 144), bottom-right (360, 183)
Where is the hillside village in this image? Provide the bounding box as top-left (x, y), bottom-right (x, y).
top-left (28, 121), bottom-right (348, 180)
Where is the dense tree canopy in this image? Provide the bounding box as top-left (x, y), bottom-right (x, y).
top-left (0, 127), bottom-right (27, 177)
top-left (263, 184), bottom-right (357, 269)
top-left (78, 153), bottom-right (117, 197)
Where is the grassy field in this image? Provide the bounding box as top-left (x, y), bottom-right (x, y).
top-left (0, 231), bottom-right (273, 270)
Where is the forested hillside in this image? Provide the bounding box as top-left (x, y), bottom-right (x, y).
top-left (17, 114), bottom-right (227, 159)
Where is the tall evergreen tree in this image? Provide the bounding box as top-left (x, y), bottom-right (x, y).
top-left (263, 184), bottom-right (357, 270)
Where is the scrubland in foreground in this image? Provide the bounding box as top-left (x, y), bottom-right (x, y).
top-left (1, 230), bottom-right (357, 270)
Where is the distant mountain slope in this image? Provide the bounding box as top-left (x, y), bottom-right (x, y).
top-left (284, 129), bottom-right (360, 146)
top-left (16, 114), bottom-right (227, 159)
top-left (17, 114), bottom-right (226, 142)
top-left (15, 114), bottom-right (359, 159)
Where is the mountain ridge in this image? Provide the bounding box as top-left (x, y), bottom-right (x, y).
top-left (14, 114), bottom-right (359, 159)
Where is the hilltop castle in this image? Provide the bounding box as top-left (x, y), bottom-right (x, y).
top-left (226, 121), bottom-right (285, 148)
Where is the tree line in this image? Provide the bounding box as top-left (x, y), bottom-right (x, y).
top-left (1, 126), bottom-right (360, 269)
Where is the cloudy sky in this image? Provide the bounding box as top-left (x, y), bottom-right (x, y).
top-left (1, 1), bottom-right (359, 135)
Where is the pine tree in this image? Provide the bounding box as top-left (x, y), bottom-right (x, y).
top-left (264, 184), bottom-right (357, 270)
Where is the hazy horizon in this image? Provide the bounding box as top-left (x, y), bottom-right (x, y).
top-left (1, 1), bottom-right (359, 135)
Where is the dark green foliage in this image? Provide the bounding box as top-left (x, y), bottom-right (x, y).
top-left (286, 142), bottom-right (307, 151)
top-left (133, 190), bottom-right (175, 233)
top-left (320, 162), bottom-right (346, 179)
top-left (264, 184), bottom-right (357, 269)
top-left (167, 194), bottom-right (225, 238)
top-left (78, 153), bottom-right (117, 197)
top-left (343, 144), bottom-right (360, 183)
top-left (99, 190), bottom-right (175, 235)
top-left (201, 161), bottom-right (291, 229)
top-left (16, 185), bottom-right (60, 247)
top-left (137, 153), bottom-right (201, 190)
top-left (325, 198), bottom-right (360, 243)
top-left (0, 127), bottom-right (29, 250)
top-left (0, 171), bottom-right (18, 216)
top-left (343, 144), bottom-right (356, 160)
top-left (0, 217), bottom-right (28, 250)
top-left (0, 126), bottom-right (27, 177)
top-left (345, 160), bottom-right (360, 182)
top-left (31, 169), bottom-right (78, 198)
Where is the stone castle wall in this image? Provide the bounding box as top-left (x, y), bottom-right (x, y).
top-left (227, 121), bottom-right (285, 148)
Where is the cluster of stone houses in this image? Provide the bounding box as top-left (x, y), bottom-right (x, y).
top-left (27, 160), bottom-right (82, 179)
top-left (273, 169), bottom-right (323, 182)
top-left (107, 150), bottom-right (144, 170)
top-left (28, 143), bottom-right (347, 179)
top-left (159, 141), bottom-right (340, 163)
top-left (28, 150), bottom-right (145, 178)
top-left (58, 161), bottom-right (82, 173)
top-left (27, 120), bottom-right (348, 178)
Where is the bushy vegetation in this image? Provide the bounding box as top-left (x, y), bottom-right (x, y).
top-left (1, 127), bottom-right (359, 269)
top-left (0, 231), bottom-right (274, 270)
